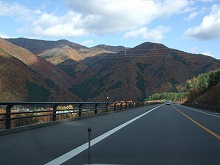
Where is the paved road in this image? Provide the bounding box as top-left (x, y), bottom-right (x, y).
top-left (0, 104), bottom-right (220, 165)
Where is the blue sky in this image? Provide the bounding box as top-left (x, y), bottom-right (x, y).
top-left (0, 0), bottom-right (220, 58)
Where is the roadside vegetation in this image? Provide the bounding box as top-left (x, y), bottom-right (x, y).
top-left (145, 69), bottom-right (220, 106)
top-left (184, 69), bottom-right (220, 107)
top-left (186, 69), bottom-right (220, 101)
top-left (145, 92), bottom-right (188, 103)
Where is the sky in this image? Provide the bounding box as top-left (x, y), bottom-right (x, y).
top-left (0, 0), bottom-right (220, 58)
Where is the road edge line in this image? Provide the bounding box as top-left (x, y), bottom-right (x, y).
top-left (173, 105), bottom-right (220, 141)
top-left (44, 104), bottom-right (163, 165)
top-left (178, 104), bottom-right (220, 119)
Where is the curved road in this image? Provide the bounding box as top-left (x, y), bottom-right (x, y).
top-left (0, 104), bottom-right (220, 165)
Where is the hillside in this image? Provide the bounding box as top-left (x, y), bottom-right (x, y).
top-left (1, 38), bottom-right (75, 87)
top-left (39, 46), bottom-right (83, 65)
top-left (0, 38), bottom-right (78, 101)
top-left (184, 69), bottom-right (220, 107)
top-left (68, 42), bottom-right (220, 101)
top-left (6, 38), bottom-right (87, 54)
top-left (186, 83), bottom-right (220, 107)
top-left (6, 38), bottom-right (126, 64)
top-left (4, 38), bottom-right (220, 102)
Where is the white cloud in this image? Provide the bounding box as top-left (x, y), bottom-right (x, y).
top-left (197, 0), bottom-right (214, 2)
top-left (185, 11), bottom-right (199, 21)
top-left (30, 11), bottom-right (87, 37)
top-left (0, 32), bottom-right (10, 38)
top-left (0, 1), bottom-right (41, 22)
top-left (81, 40), bottom-right (94, 46)
top-left (0, 0), bottom-right (193, 38)
top-left (124, 26), bottom-right (170, 42)
top-left (184, 7), bottom-right (207, 21)
top-left (190, 46), bottom-right (198, 54)
top-left (189, 46), bottom-right (213, 57)
top-left (31, 0), bottom-right (191, 37)
top-left (184, 4), bottom-right (220, 40)
top-left (202, 51), bottom-right (213, 57)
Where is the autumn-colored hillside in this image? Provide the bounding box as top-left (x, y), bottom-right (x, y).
top-left (6, 38), bottom-right (87, 54)
top-left (5, 38), bottom-right (220, 102)
top-left (6, 38), bottom-right (126, 65)
top-left (184, 69), bottom-right (220, 107)
top-left (0, 38), bottom-right (78, 102)
top-left (1, 38), bottom-right (74, 88)
top-left (39, 46), bottom-right (83, 65)
top-left (191, 83), bottom-right (220, 106)
top-left (68, 42), bottom-right (220, 101)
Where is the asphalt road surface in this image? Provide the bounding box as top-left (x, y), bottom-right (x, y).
top-left (0, 104), bottom-right (220, 165)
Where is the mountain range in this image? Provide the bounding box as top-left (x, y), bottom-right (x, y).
top-left (0, 38), bottom-right (77, 101)
top-left (1, 37), bottom-right (220, 102)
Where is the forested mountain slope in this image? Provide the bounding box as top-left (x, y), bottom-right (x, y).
top-left (0, 38), bottom-right (78, 101)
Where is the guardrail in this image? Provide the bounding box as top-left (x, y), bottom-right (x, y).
top-left (0, 101), bottom-right (146, 130)
top-left (189, 104), bottom-right (220, 113)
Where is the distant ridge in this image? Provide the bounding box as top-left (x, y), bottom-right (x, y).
top-left (6, 37), bottom-right (86, 54)
top-left (0, 37), bottom-right (78, 101)
top-left (5, 37), bottom-right (220, 101)
top-left (6, 38), bottom-right (126, 64)
top-left (67, 42), bottom-right (220, 101)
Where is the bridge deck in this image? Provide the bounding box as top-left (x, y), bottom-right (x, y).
top-left (0, 104), bottom-right (220, 165)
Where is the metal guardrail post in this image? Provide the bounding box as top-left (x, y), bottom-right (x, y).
top-left (5, 104), bottom-right (13, 129)
top-left (120, 103), bottom-right (123, 110)
top-left (114, 103), bottom-right (117, 111)
top-left (95, 103), bottom-right (99, 114)
top-left (0, 101), bottom-right (156, 130)
top-left (52, 105), bottom-right (58, 121)
top-left (79, 104), bottom-right (83, 117)
top-left (106, 103), bottom-right (109, 112)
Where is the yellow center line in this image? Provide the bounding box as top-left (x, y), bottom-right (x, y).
top-left (172, 105), bottom-right (220, 140)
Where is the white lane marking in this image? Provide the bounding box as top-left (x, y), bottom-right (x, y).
top-left (177, 104), bottom-right (220, 119)
top-left (45, 105), bottom-right (163, 165)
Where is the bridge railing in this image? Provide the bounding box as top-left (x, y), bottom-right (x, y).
top-left (188, 104), bottom-right (220, 113)
top-left (0, 101), bottom-right (146, 130)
